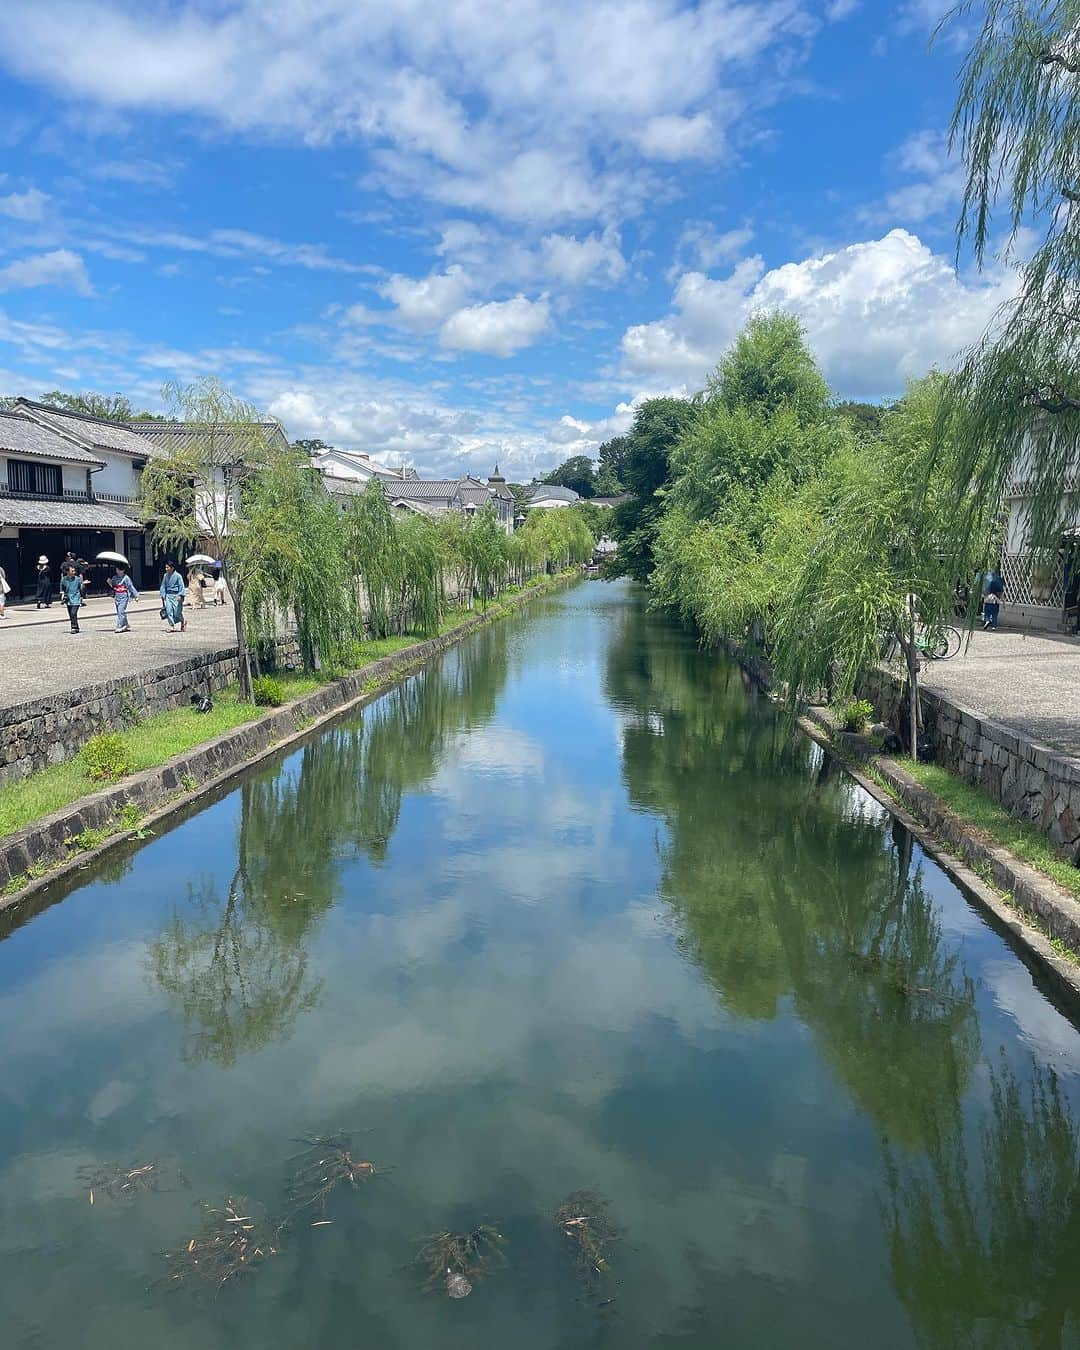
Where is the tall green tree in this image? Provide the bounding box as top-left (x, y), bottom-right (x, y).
top-left (595, 435), bottom-right (628, 494)
top-left (770, 375), bottom-right (989, 758)
top-left (940, 0), bottom-right (1080, 551)
top-left (607, 397), bottom-right (699, 582)
top-left (38, 390), bottom-right (163, 421)
top-left (138, 378), bottom-right (288, 698)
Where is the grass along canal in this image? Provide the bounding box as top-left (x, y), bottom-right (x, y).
top-left (2, 578), bottom-right (1080, 1348)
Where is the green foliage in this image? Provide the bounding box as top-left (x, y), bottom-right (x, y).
top-left (835, 400), bottom-right (888, 438)
top-left (239, 443), bottom-right (357, 673)
top-left (837, 698), bottom-right (874, 733)
top-left (252, 675), bottom-right (285, 707)
top-left (542, 453), bottom-right (597, 497)
top-left (38, 390), bottom-right (163, 421)
top-left (596, 435), bottom-right (627, 493)
top-left (81, 732), bottom-right (131, 783)
top-left (707, 311), bottom-right (830, 423)
top-left (608, 397), bottom-right (700, 581)
top-left (937, 0), bottom-right (1080, 554)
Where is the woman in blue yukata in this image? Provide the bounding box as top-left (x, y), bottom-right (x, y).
top-left (108, 563), bottom-right (139, 634)
top-left (159, 560), bottom-right (187, 633)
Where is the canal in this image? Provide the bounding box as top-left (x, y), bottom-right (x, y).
top-left (2, 579), bottom-right (1080, 1347)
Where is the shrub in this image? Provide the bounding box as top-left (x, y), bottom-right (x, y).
top-left (837, 698), bottom-right (874, 734)
top-left (81, 732), bottom-right (130, 783)
top-left (251, 675), bottom-right (285, 707)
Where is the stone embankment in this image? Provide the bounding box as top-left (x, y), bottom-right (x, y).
top-left (0, 638), bottom-right (298, 788)
top-left (0, 578), bottom-right (568, 905)
top-left (860, 667), bottom-right (1080, 864)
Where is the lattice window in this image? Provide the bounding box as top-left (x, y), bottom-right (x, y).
top-left (1000, 552), bottom-right (1065, 608)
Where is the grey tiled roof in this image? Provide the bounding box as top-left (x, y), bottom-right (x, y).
top-left (0, 498), bottom-right (143, 528)
top-left (384, 478), bottom-right (464, 502)
top-left (16, 399), bottom-right (159, 458)
top-left (528, 484), bottom-right (580, 504)
top-left (0, 410), bottom-right (104, 466)
top-left (130, 420), bottom-right (290, 458)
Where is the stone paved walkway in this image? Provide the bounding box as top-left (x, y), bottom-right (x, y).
top-left (920, 626), bottom-right (1080, 759)
top-left (0, 598), bottom-right (239, 711)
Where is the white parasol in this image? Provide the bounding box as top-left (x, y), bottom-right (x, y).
top-left (96, 550), bottom-right (129, 566)
top-left (185, 553), bottom-right (216, 566)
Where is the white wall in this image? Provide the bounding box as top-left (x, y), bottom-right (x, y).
top-left (91, 451), bottom-right (140, 497)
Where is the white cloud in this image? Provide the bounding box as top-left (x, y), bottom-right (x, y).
top-left (635, 112), bottom-right (716, 160)
top-left (621, 229), bottom-right (1018, 397)
top-left (0, 186), bottom-right (48, 221)
top-left (93, 158), bottom-right (175, 188)
top-left (858, 130), bottom-right (966, 227)
top-left (670, 220), bottom-right (754, 277)
top-left (98, 224), bottom-right (362, 273)
top-left (375, 264), bottom-right (474, 332)
top-left (539, 229), bottom-right (626, 285)
top-left (0, 249), bottom-right (92, 296)
top-left (548, 414), bottom-right (592, 444)
top-left (439, 294), bottom-right (552, 356)
top-left (0, 0), bottom-right (817, 226)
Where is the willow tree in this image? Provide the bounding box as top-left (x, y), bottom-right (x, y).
top-left (460, 506), bottom-right (509, 607)
top-left (771, 376), bottom-right (989, 759)
top-left (138, 378), bottom-right (285, 698)
top-left (343, 479), bottom-right (400, 638)
top-left (239, 446), bottom-right (356, 673)
top-left (941, 0), bottom-right (1080, 551)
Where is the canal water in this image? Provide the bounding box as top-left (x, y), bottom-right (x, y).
top-left (2, 580), bottom-right (1080, 1348)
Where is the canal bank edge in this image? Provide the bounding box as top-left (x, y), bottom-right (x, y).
top-left (728, 642), bottom-right (1080, 1005)
top-left (0, 574), bottom-right (577, 912)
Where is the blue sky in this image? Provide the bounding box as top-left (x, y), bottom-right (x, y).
top-left (0, 0), bottom-right (1017, 480)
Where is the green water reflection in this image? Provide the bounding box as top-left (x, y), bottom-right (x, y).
top-left (2, 583), bottom-right (1080, 1348)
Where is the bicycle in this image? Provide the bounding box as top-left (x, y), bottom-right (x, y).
top-left (914, 623), bottom-right (962, 660)
top-left (879, 623), bottom-right (962, 662)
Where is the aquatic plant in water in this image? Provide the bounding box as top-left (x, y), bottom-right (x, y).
top-left (160, 1196), bottom-right (277, 1293)
top-left (414, 1224), bottom-right (506, 1298)
top-left (555, 1191), bottom-right (620, 1296)
top-left (78, 1159), bottom-right (183, 1204)
top-left (279, 1131), bottom-right (382, 1230)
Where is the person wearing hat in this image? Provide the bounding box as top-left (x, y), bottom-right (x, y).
top-left (35, 556), bottom-right (52, 609)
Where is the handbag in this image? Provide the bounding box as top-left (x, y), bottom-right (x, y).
top-left (0, 577), bottom-right (9, 595)
top-left (160, 605), bottom-right (167, 619)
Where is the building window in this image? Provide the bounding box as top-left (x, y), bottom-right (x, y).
top-left (7, 459), bottom-right (62, 496)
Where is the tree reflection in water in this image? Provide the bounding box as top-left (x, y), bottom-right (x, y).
top-left (886, 1058), bottom-right (1080, 1349)
top-left (606, 600), bottom-right (1080, 1342)
top-left (149, 622), bottom-right (512, 1064)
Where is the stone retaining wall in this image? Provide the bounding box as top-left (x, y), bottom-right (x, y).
top-left (0, 638), bottom-right (300, 788)
top-left (0, 576), bottom-right (569, 900)
top-left (860, 666), bottom-right (1080, 863)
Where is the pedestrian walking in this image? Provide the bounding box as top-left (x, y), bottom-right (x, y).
top-left (160, 561), bottom-right (186, 632)
top-left (0, 563), bottom-right (9, 618)
top-left (981, 581), bottom-right (1001, 631)
top-left (213, 568), bottom-right (227, 606)
top-left (108, 563), bottom-right (138, 633)
top-left (60, 563), bottom-right (83, 633)
top-left (35, 556), bottom-right (52, 608)
top-left (188, 565), bottom-right (207, 609)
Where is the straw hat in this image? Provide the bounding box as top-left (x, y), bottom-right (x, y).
top-left (37, 555), bottom-right (48, 564)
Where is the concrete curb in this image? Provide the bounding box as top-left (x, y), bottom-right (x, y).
top-left (0, 577), bottom-right (570, 913)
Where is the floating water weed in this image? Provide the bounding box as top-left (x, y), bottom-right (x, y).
top-left (160, 1196), bottom-right (277, 1293)
top-left (555, 1191), bottom-right (620, 1296)
top-left (414, 1224), bottom-right (506, 1298)
top-left (279, 1132), bottom-right (382, 1230)
top-left (78, 1159), bottom-right (182, 1204)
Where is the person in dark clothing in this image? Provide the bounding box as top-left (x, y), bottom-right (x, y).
top-left (35, 556), bottom-right (52, 608)
top-left (59, 564), bottom-right (83, 633)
